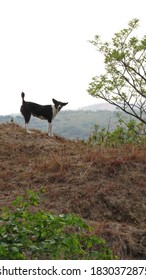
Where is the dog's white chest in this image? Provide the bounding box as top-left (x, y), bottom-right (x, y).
top-left (51, 105), bottom-right (59, 120)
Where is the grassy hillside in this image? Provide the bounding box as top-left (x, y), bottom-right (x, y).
top-left (0, 123), bottom-right (146, 259)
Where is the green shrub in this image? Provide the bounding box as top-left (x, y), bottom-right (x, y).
top-left (88, 114), bottom-right (145, 146)
top-left (0, 190), bottom-right (115, 260)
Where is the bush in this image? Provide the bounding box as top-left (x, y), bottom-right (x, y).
top-left (88, 114), bottom-right (145, 146)
top-left (0, 190), bottom-right (115, 260)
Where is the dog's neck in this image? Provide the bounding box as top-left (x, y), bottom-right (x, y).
top-left (51, 105), bottom-right (60, 120)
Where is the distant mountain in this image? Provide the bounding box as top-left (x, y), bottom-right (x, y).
top-left (79, 102), bottom-right (116, 111)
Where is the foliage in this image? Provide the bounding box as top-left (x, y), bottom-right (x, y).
top-left (88, 114), bottom-right (145, 146)
top-left (0, 190), bottom-right (115, 260)
top-left (88, 18), bottom-right (146, 124)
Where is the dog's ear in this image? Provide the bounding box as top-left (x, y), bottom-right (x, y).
top-left (52, 98), bottom-right (57, 105)
top-left (62, 102), bottom-right (68, 106)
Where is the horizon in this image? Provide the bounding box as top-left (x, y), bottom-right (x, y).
top-left (0, 101), bottom-right (115, 116)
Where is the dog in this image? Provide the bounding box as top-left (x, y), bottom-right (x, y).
top-left (20, 92), bottom-right (68, 136)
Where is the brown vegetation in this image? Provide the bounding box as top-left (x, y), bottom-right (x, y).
top-left (0, 122), bottom-right (146, 259)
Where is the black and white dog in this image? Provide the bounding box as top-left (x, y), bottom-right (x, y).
top-left (20, 92), bottom-right (68, 136)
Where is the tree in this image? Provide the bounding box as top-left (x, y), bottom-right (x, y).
top-left (88, 18), bottom-right (146, 125)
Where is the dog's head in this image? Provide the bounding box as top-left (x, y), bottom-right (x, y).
top-left (52, 98), bottom-right (68, 111)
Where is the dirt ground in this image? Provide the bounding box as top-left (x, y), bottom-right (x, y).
top-left (0, 122), bottom-right (146, 259)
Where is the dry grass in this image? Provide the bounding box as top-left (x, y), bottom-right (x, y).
top-left (0, 122), bottom-right (146, 259)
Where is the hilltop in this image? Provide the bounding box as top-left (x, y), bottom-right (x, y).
top-left (0, 109), bottom-right (132, 140)
top-left (0, 123), bottom-right (146, 259)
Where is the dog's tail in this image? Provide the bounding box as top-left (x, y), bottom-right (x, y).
top-left (21, 92), bottom-right (25, 104)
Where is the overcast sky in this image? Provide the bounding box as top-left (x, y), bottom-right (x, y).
top-left (0, 0), bottom-right (146, 114)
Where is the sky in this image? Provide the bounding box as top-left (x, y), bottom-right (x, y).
top-left (0, 0), bottom-right (146, 115)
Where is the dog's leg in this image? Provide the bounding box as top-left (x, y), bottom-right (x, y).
top-left (48, 122), bottom-right (53, 136)
top-left (25, 123), bottom-right (31, 134)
